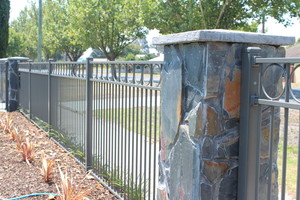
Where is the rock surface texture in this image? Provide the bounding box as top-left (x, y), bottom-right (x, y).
top-left (154, 30), bottom-right (295, 200)
top-left (6, 58), bottom-right (29, 112)
top-left (7, 59), bottom-right (20, 112)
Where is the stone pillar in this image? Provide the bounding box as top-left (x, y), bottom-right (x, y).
top-left (7, 57), bottom-right (29, 112)
top-left (153, 30), bottom-right (295, 200)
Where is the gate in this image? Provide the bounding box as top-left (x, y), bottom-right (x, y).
top-left (0, 60), bottom-right (8, 110)
top-left (238, 47), bottom-right (300, 199)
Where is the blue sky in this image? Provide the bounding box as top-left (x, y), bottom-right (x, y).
top-left (10, 0), bottom-right (300, 42)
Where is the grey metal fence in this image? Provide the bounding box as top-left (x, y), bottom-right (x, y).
top-left (18, 59), bottom-right (163, 200)
top-left (0, 61), bottom-right (8, 110)
top-left (238, 47), bottom-right (300, 200)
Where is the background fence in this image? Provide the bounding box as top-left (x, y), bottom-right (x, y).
top-left (18, 59), bottom-right (163, 200)
top-left (0, 61), bottom-right (7, 110)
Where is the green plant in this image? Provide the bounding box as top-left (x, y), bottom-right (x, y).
top-left (31, 116), bottom-right (85, 162)
top-left (278, 141), bottom-right (298, 198)
top-left (56, 167), bottom-right (93, 200)
top-left (49, 128), bottom-right (85, 161)
top-left (97, 164), bottom-right (146, 200)
top-left (40, 151), bottom-right (55, 182)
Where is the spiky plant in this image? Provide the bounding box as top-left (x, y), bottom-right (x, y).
top-left (0, 118), bottom-right (5, 129)
top-left (4, 114), bottom-right (13, 134)
top-left (9, 127), bottom-right (18, 141)
top-left (56, 167), bottom-right (93, 200)
top-left (16, 134), bottom-right (24, 150)
top-left (40, 152), bottom-right (55, 182)
top-left (18, 138), bottom-right (34, 165)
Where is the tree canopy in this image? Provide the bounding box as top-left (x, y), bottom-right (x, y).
top-left (0, 0), bottom-right (10, 58)
top-left (9, 0), bottom-right (147, 61)
top-left (142, 0), bottom-right (300, 34)
top-left (43, 0), bottom-right (87, 61)
top-left (7, 0), bottom-right (300, 60)
top-left (9, 5), bottom-right (38, 59)
top-left (8, 0), bottom-right (87, 61)
top-left (69, 0), bottom-right (147, 61)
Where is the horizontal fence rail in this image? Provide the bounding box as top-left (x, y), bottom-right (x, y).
top-left (18, 59), bottom-right (163, 200)
top-left (239, 48), bottom-right (300, 200)
top-left (256, 57), bottom-right (300, 64)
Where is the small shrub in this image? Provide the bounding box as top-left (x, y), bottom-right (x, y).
top-left (9, 127), bottom-right (18, 141)
top-left (16, 134), bottom-right (24, 150)
top-left (4, 114), bottom-right (13, 134)
top-left (40, 152), bottom-right (55, 182)
top-left (18, 138), bottom-right (35, 165)
top-left (56, 167), bottom-right (93, 200)
top-left (0, 119), bottom-right (5, 130)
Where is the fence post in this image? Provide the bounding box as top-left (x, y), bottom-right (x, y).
top-left (7, 57), bottom-right (29, 112)
top-left (48, 59), bottom-right (53, 131)
top-left (152, 30), bottom-right (294, 200)
top-left (28, 60), bottom-right (32, 119)
top-left (237, 47), bottom-right (262, 200)
top-left (86, 57), bottom-right (93, 170)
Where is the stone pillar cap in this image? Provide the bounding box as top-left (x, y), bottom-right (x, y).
top-left (7, 57), bottom-right (30, 61)
top-left (153, 29), bottom-right (295, 46)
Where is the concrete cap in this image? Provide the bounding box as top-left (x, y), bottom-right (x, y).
top-left (153, 29), bottom-right (295, 46)
top-left (7, 57), bottom-right (30, 61)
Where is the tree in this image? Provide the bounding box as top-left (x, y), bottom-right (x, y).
top-left (119, 44), bottom-right (142, 58)
top-left (9, 0), bottom-right (86, 61)
top-left (7, 27), bottom-right (25, 57)
top-left (0, 0), bottom-right (10, 58)
top-left (9, 5), bottom-right (38, 60)
top-left (69, 0), bottom-right (147, 61)
top-left (249, 0), bottom-right (300, 32)
top-left (43, 0), bottom-right (87, 61)
top-left (142, 0), bottom-right (300, 34)
top-left (133, 36), bottom-right (149, 54)
top-left (91, 49), bottom-right (106, 58)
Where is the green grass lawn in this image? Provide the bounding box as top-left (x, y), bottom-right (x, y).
top-left (278, 139), bottom-right (298, 198)
top-left (277, 108), bottom-right (300, 199)
top-left (94, 107), bottom-right (160, 139)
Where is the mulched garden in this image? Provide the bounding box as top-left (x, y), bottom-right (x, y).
top-left (0, 111), bottom-right (119, 200)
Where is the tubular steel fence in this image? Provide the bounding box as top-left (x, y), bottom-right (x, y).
top-left (0, 61), bottom-right (8, 110)
top-left (18, 59), bottom-right (163, 200)
top-left (238, 47), bottom-right (300, 200)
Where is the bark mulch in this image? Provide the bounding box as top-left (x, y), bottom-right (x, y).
top-left (0, 111), bottom-right (119, 200)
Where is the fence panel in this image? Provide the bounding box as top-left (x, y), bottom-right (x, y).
top-left (17, 60), bottom-right (163, 199)
top-left (238, 48), bottom-right (300, 200)
top-left (31, 73), bottom-right (48, 123)
top-left (19, 71), bottom-right (29, 114)
top-left (51, 77), bottom-right (86, 162)
top-left (90, 61), bottom-right (161, 199)
top-left (50, 62), bottom-right (87, 163)
top-left (0, 62), bottom-right (7, 110)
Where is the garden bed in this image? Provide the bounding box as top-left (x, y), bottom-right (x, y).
top-left (0, 111), bottom-right (118, 200)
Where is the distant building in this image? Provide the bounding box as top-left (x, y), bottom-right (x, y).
top-left (286, 44), bottom-right (300, 83)
top-left (286, 44), bottom-right (300, 58)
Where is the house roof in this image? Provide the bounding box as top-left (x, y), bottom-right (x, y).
top-left (286, 44), bottom-right (300, 57)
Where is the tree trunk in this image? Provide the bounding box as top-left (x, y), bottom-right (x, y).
top-left (103, 50), bottom-right (118, 80)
